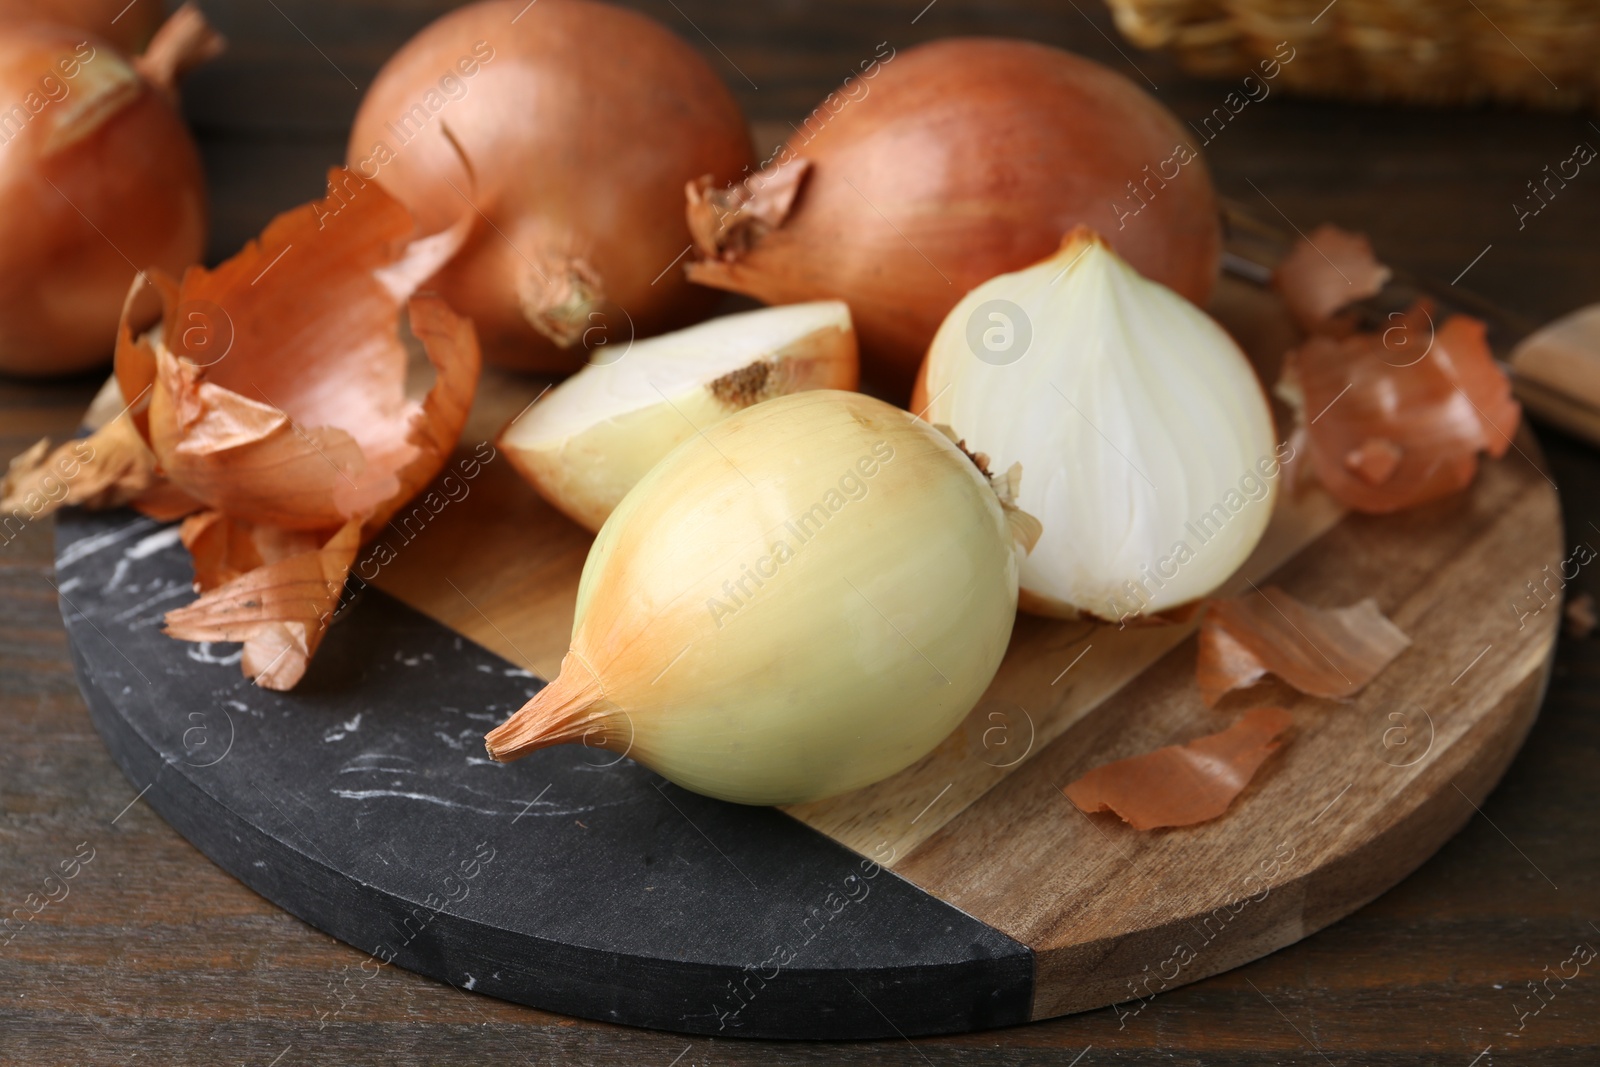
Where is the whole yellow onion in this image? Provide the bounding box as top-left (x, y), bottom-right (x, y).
top-left (486, 390), bottom-right (1031, 805)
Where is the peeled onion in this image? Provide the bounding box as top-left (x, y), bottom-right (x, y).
top-left (348, 0), bottom-right (754, 373)
top-left (686, 37), bottom-right (1220, 393)
top-left (501, 301), bottom-right (858, 531)
top-left (0, 0), bottom-right (163, 56)
top-left (485, 390), bottom-right (1029, 805)
top-left (0, 8), bottom-right (217, 377)
top-left (915, 229), bottom-right (1276, 622)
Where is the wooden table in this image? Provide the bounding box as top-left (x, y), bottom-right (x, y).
top-left (3, 1), bottom-right (1598, 1062)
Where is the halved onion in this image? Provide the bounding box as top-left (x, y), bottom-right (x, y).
top-left (500, 301), bottom-right (857, 531)
top-left (914, 229), bottom-right (1277, 621)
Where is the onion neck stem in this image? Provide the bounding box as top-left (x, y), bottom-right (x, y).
top-left (685, 158), bottom-right (810, 260)
top-left (484, 654), bottom-right (616, 762)
top-left (519, 257), bottom-right (606, 349)
top-left (135, 3), bottom-right (226, 98)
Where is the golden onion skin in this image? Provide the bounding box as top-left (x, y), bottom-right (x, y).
top-left (347, 0), bottom-right (754, 373)
top-left (0, 25), bottom-right (206, 376)
top-left (686, 38), bottom-right (1221, 396)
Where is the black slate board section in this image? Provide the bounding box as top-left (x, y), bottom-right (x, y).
top-left (55, 507), bottom-right (1033, 1040)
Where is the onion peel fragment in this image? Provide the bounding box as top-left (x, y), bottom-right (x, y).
top-left (1272, 223), bottom-right (1391, 335)
top-left (123, 168), bottom-right (478, 535)
top-left (1063, 706), bottom-right (1293, 830)
top-left (1196, 585), bottom-right (1410, 707)
top-left (0, 166), bottom-right (485, 689)
top-left (0, 411), bottom-right (195, 522)
top-left (179, 510), bottom-right (327, 593)
top-left (1280, 302), bottom-right (1520, 513)
top-left (122, 170), bottom-right (480, 687)
top-left (1272, 223), bottom-right (1519, 513)
top-left (164, 519), bottom-right (361, 691)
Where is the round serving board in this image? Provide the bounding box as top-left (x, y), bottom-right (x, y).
top-left (58, 275), bottom-right (1563, 1039)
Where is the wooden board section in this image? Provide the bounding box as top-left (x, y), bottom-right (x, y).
top-left (365, 273), bottom-right (1563, 1021)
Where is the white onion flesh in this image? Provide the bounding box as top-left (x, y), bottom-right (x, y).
top-left (919, 230), bottom-right (1278, 620)
top-left (500, 301), bottom-right (857, 531)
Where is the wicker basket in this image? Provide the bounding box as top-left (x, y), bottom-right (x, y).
top-left (1103, 0), bottom-right (1600, 108)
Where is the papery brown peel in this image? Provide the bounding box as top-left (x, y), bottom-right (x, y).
top-left (180, 510), bottom-right (325, 594)
top-left (1196, 585), bottom-right (1410, 707)
top-left (1344, 437), bottom-right (1404, 486)
top-left (165, 519), bottom-right (361, 690)
top-left (1282, 303), bottom-right (1520, 513)
top-left (0, 412), bottom-right (189, 522)
top-left (1273, 223), bottom-right (1392, 335)
top-left (0, 167), bottom-right (478, 689)
top-left (375, 294), bottom-right (481, 534)
top-left (120, 168), bottom-right (477, 689)
top-left (1063, 706), bottom-right (1292, 831)
top-left (181, 510), bottom-right (265, 592)
top-left (131, 168), bottom-right (478, 532)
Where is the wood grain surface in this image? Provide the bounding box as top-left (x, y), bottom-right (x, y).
top-left (2, 0), bottom-right (1599, 1063)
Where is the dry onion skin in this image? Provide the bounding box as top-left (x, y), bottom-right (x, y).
top-left (0, 0), bottom-right (164, 56)
top-left (347, 0), bottom-right (754, 373)
top-left (915, 229), bottom-right (1278, 622)
top-left (485, 390), bottom-right (1035, 806)
top-left (686, 37), bottom-right (1220, 392)
top-left (1196, 585), bottom-right (1410, 707)
top-left (131, 171), bottom-right (479, 688)
top-left (500, 301), bottom-right (858, 532)
top-left (0, 7), bottom-right (219, 377)
top-left (1273, 226), bottom-right (1521, 512)
top-left (8, 166), bottom-right (481, 688)
top-left (1279, 302), bottom-right (1520, 513)
top-left (0, 405), bottom-right (206, 528)
top-left (1272, 222), bottom-right (1392, 335)
top-left (1064, 706), bottom-right (1292, 831)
